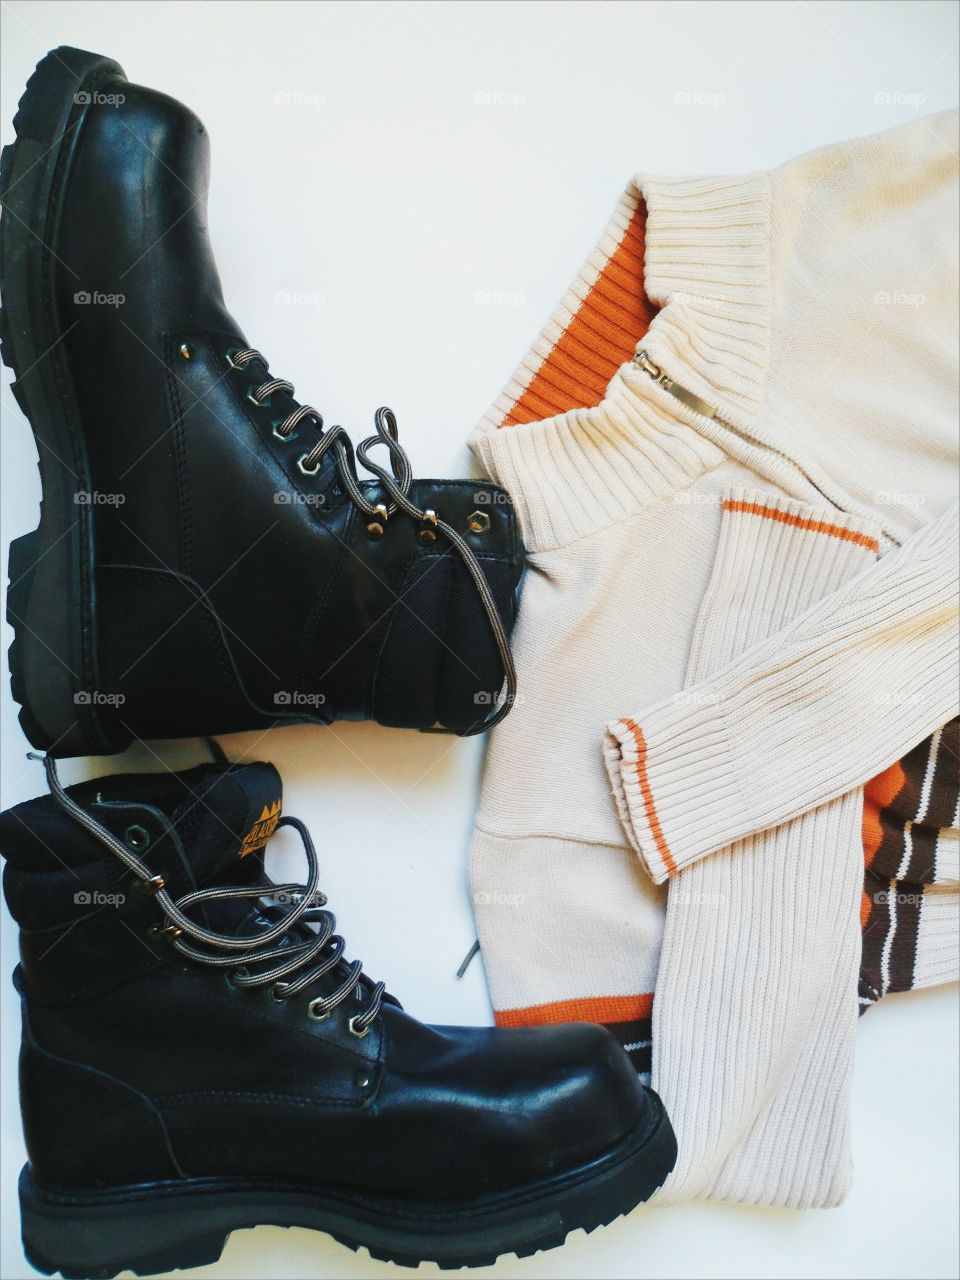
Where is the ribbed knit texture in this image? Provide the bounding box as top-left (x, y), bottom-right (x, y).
top-left (644, 493), bottom-right (880, 1206)
top-left (606, 500), bottom-right (959, 882)
top-left (468, 112), bottom-right (960, 1208)
top-left (501, 195), bottom-right (658, 426)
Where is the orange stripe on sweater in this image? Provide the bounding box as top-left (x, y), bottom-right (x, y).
top-left (721, 500), bottom-right (880, 553)
top-left (502, 201), bottom-right (658, 427)
top-left (620, 717), bottom-right (678, 877)
top-left (862, 759), bottom-right (906, 871)
top-left (495, 991), bottom-right (654, 1028)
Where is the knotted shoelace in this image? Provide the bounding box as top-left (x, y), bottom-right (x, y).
top-left (229, 347), bottom-right (517, 735)
top-left (41, 756), bottom-right (385, 1037)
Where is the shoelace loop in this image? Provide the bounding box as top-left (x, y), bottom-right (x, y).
top-left (228, 348), bottom-right (517, 734)
top-left (40, 757), bottom-right (385, 1037)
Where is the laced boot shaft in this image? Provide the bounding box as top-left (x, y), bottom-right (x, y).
top-left (1, 47), bottom-right (524, 756)
top-left (40, 756), bottom-right (387, 1035)
top-left (0, 750), bottom-right (676, 1273)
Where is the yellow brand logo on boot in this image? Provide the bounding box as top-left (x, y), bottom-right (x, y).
top-left (238, 801), bottom-right (281, 857)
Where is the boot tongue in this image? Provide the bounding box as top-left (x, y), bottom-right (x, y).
top-left (164, 762), bottom-right (283, 887)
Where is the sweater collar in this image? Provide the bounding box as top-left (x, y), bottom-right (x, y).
top-left (470, 173), bottom-right (772, 551)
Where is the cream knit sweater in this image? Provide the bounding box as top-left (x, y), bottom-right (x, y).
top-left (468, 112), bottom-right (959, 1208)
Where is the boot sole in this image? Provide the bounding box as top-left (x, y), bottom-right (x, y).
top-left (19, 1089), bottom-right (676, 1276)
top-left (1, 47), bottom-right (130, 755)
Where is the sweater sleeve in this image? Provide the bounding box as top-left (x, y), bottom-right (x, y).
top-left (605, 500), bottom-right (960, 884)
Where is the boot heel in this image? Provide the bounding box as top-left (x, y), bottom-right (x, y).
top-left (1, 48), bottom-right (129, 756)
top-left (19, 1166), bottom-right (230, 1279)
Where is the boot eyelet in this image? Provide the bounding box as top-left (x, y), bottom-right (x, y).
top-left (147, 923), bottom-right (182, 944)
top-left (225, 347), bottom-right (243, 369)
top-left (467, 510), bottom-right (491, 535)
top-left (131, 873), bottom-right (165, 896)
top-left (418, 509), bottom-right (438, 545)
top-left (272, 421), bottom-right (298, 442)
top-left (179, 343), bottom-right (194, 360)
top-left (298, 454), bottom-right (322, 476)
top-left (125, 823), bottom-right (151, 850)
top-left (246, 389), bottom-right (272, 408)
top-left (366, 503), bottom-right (389, 540)
top-left (348, 1015), bottom-right (371, 1039)
top-left (270, 983), bottom-right (289, 1002)
top-left (225, 967), bottom-right (249, 991)
top-left (307, 999), bottom-right (332, 1022)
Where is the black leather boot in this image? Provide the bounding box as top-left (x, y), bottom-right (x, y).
top-left (0, 47), bottom-right (524, 757)
top-left (1, 758), bottom-right (676, 1276)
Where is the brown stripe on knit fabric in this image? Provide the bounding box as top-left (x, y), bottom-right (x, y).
top-left (502, 201), bottom-right (657, 426)
top-left (604, 1016), bottom-right (653, 1075)
top-left (904, 821), bottom-right (940, 883)
top-left (925, 717), bottom-right (959, 830)
top-left (863, 759), bottom-right (906, 876)
top-left (859, 867), bottom-right (890, 1011)
top-left (860, 723), bottom-right (958, 1004)
top-left (859, 870), bottom-right (925, 1006)
top-left (863, 798), bottom-right (908, 881)
top-left (885, 881), bottom-right (924, 994)
top-left (894, 732), bottom-right (940, 823)
top-left (863, 721), bottom-right (959, 886)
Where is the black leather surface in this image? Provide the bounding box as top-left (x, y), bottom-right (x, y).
top-left (3, 765), bottom-right (650, 1202)
top-left (51, 80), bottom-right (524, 740)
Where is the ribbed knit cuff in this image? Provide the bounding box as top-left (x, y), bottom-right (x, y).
top-left (605, 702), bottom-right (742, 884)
top-left (605, 490), bottom-right (882, 883)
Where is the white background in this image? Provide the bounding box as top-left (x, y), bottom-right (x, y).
top-left (1, 3), bottom-right (958, 1278)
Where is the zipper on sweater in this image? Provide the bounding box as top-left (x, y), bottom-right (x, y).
top-left (630, 349), bottom-right (894, 541)
top-left (632, 349), bottom-right (812, 478)
top-left (632, 350), bottom-right (720, 420)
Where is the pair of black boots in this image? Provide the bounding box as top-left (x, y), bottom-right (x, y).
top-left (0, 46), bottom-right (676, 1277)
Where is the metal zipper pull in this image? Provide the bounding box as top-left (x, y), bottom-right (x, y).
top-left (632, 349), bottom-right (718, 420)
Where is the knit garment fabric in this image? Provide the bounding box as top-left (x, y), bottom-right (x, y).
top-left (467, 111), bottom-right (960, 1209)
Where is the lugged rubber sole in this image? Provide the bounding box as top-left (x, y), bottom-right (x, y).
top-left (20, 1090), bottom-right (676, 1277)
top-left (1, 46), bottom-right (130, 755)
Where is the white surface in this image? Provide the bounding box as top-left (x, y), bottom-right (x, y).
top-left (1, 2), bottom-right (957, 1278)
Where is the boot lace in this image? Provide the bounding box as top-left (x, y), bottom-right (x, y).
top-left (40, 756), bottom-right (385, 1037)
top-left (228, 347), bottom-right (517, 734)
